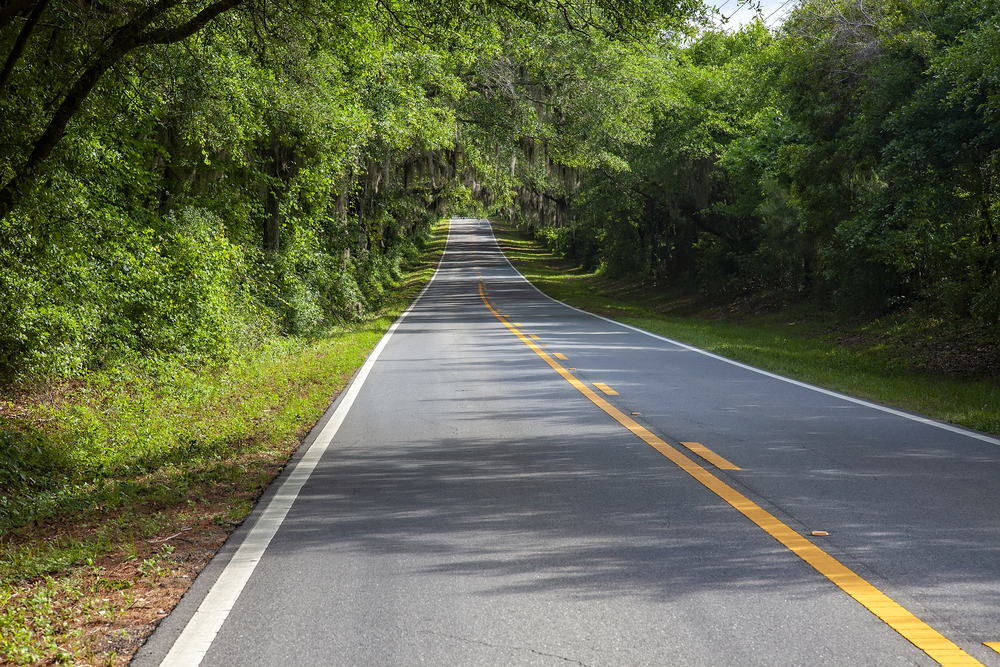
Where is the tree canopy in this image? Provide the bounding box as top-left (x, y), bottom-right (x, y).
top-left (515, 0), bottom-right (1000, 329)
top-left (0, 0), bottom-right (700, 377)
top-left (2, 0), bottom-right (998, 380)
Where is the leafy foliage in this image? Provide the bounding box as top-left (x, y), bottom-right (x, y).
top-left (4, 0), bottom-right (998, 369)
top-left (502, 0), bottom-right (1000, 340)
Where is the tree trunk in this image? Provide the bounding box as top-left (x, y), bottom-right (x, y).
top-left (0, 0), bottom-right (49, 100)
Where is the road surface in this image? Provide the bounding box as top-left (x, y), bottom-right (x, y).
top-left (135, 217), bottom-right (1000, 667)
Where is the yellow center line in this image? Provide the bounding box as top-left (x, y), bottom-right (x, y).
top-left (593, 382), bottom-right (619, 396)
top-left (477, 281), bottom-right (981, 667)
top-left (679, 441), bottom-right (741, 471)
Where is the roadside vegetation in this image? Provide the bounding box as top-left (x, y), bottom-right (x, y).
top-left (0, 223), bottom-right (445, 666)
top-left (495, 223), bottom-right (1000, 438)
top-left (3, 0), bottom-right (1000, 661)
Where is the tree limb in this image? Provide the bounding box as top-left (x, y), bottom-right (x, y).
top-left (0, 0), bottom-right (247, 221)
top-left (138, 0), bottom-right (244, 44)
top-left (0, 0), bottom-right (36, 32)
top-left (0, 0), bottom-right (49, 100)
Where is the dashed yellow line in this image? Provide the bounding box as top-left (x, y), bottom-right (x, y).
top-left (553, 353), bottom-right (569, 361)
top-left (679, 441), bottom-right (741, 470)
top-left (477, 281), bottom-right (981, 667)
top-left (593, 382), bottom-right (618, 396)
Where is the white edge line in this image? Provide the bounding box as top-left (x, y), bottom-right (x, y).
top-left (481, 220), bottom-right (1000, 447)
top-left (158, 222), bottom-right (453, 667)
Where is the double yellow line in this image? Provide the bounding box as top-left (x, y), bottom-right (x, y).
top-left (478, 282), bottom-right (983, 667)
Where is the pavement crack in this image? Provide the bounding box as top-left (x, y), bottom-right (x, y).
top-left (416, 628), bottom-right (592, 666)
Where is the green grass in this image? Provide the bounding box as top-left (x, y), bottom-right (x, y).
top-left (0, 220), bottom-right (448, 665)
top-left (494, 223), bottom-right (1000, 438)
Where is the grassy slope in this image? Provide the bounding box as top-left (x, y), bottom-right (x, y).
top-left (0, 221), bottom-right (448, 666)
top-left (493, 223), bottom-right (1000, 438)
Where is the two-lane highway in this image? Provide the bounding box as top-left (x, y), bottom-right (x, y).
top-left (135, 218), bottom-right (1000, 666)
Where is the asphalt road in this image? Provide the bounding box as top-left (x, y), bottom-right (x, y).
top-left (135, 218), bottom-right (1000, 667)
